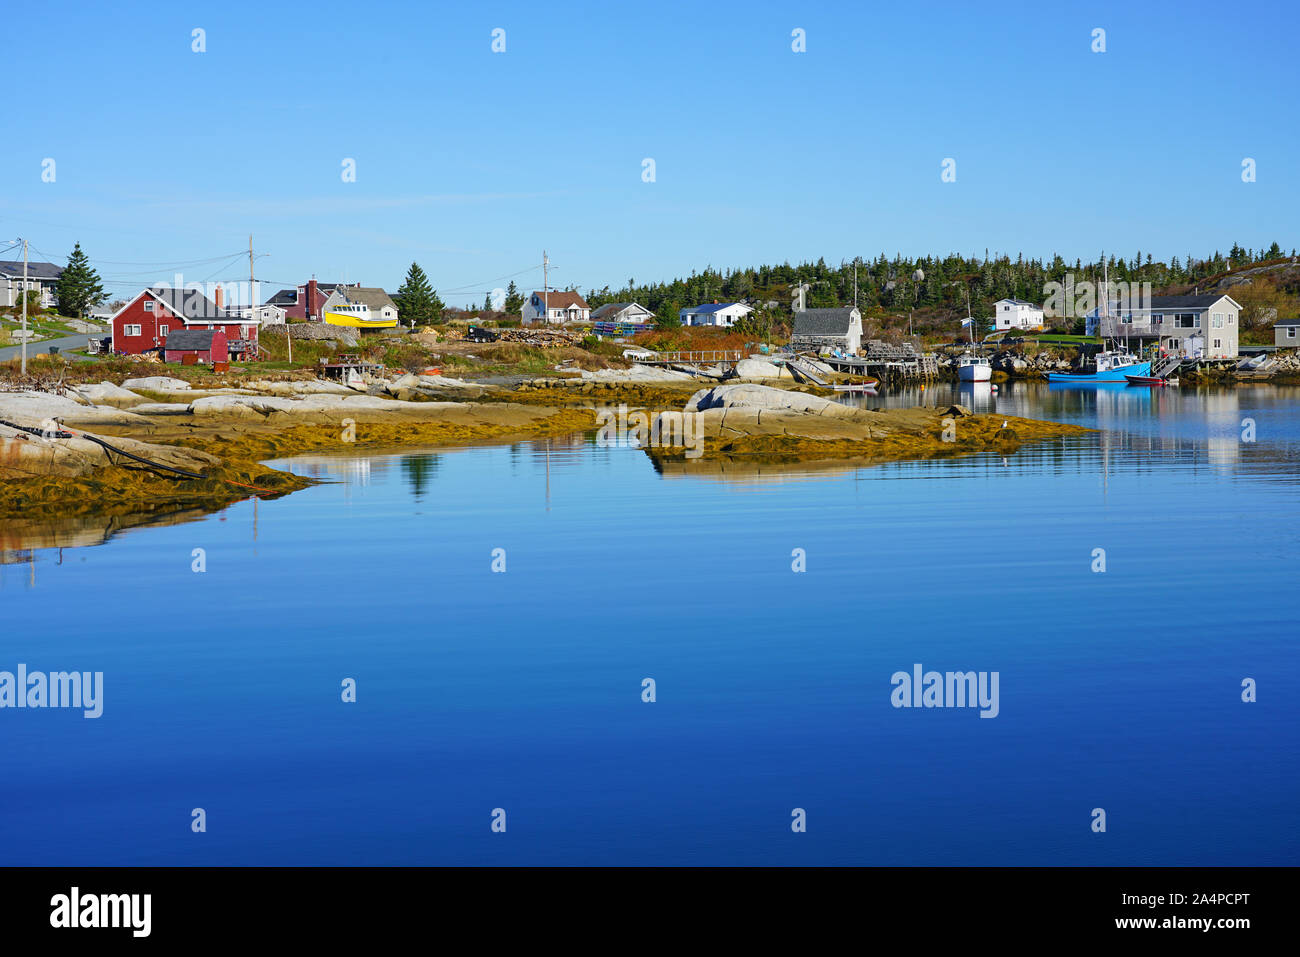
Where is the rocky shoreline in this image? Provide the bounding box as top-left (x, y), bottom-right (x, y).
top-left (1, 372), bottom-right (1089, 523)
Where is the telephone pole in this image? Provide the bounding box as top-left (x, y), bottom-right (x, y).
top-left (542, 250), bottom-right (549, 326)
top-left (21, 238), bottom-right (29, 375)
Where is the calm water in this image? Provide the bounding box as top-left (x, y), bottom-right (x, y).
top-left (3, 382), bottom-right (1298, 865)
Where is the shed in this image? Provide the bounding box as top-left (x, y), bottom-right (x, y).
top-left (790, 307), bottom-right (863, 355)
top-left (164, 328), bottom-right (228, 364)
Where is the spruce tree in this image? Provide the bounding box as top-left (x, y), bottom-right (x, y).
top-left (55, 242), bottom-right (105, 318)
top-left (393, 262), bottom-right (444, 325)
top-left (503, 280), bottom-right (523, 315)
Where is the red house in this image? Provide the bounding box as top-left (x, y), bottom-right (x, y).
top-left (163, 328), bottom-right (228, 364)
top-left (110, 286), bottom-right (258, 358)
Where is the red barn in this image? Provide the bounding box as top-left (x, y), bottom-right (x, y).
top-left (110, 286), bottom-right (259, 358)
top-left (163, 328), bottom-right (228, 364)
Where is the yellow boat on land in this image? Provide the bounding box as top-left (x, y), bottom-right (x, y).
top-left (322, 302), bottom-right (397, 329)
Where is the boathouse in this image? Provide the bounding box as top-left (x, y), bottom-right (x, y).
top-left (791, 306), bottom-right (863, 355)
top-left (163, 328), bottom-right (228, 365)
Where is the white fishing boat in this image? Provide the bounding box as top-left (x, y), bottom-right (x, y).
top-left (956, 305), bottom-right (991, 381)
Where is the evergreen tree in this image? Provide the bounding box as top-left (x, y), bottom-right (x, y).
top-left (482, 291), bottom-right (492, 312)
top-left (393, 262), bottom-right (443, 325)
top-left (55, 242), bottom-right (105, 318)
top-left (503, 280), bottom-right (524, 315)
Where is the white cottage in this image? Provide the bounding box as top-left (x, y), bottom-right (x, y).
top-left (992, 298), bottom-right (1045, 331)
top-left (680, 302), bottom-right (753, 327)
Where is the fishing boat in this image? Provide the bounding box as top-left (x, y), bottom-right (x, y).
top-left (1044, 259), bottom-right (1149, 383)
top-left (957, 353), bottom-right (992, 382)
top-left (955, 298), bottom-right (991, 381)
top-left (322, 301), bottom-right (398, 329)
top-left (1046, 348), bottom-right (1150, 383)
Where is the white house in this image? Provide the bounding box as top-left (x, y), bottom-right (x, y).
top-left (523, 290), bottom-right (590, 325)
top-left (227, 303), bottom-right (287, 325)
top-left (680, 302), bottom-right (753, 327)
top-left (992, 298), bottom-right (1045, 331)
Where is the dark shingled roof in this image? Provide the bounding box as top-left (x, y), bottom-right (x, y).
top-left (266, 288), bottom-right (298, 306)
top-left (1149, 294), bottom-right (1235, 309)
top-left (164, 328), bottom-right (218, 351)
top-left (1274, 317), bottom-right (1300, 327)
top-left (0, 260), bottom-right (63, 280)
top-left (792, 307), bottom-right (860, 336)
top-left (591, 302), bottom-right (652, 320)
top-left (149, 285), bottom-right (234, 321)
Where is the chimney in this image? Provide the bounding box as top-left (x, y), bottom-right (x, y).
top-left (214, 286), bottom-right (223, 311)
top-left (307, 278), bottom-right (319, 320)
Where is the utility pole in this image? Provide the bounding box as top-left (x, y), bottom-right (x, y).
top-left (542, 250), bottom-right (549, 326)
top-left (21, 238), bottom-right (29, 375)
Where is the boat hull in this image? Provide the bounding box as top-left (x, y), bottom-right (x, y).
top-left (958, 363), bottom-right (991, 382)
top-left (1046, 361), bottom-right (1151, 384)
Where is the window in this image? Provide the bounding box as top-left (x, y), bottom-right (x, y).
top-left (159, 325), bottom-right (169, 336)
top-left (124, 324), bottom-right (142, 336)
top-left (240, 326), bottom-right (248, 338)
top-left (1213, 339), bottom-right (1222, 349)
top-left (1288, 328), bottom-right (1297, 339)
top-left (143, 300), bottom-right (154, 312)
top-left (1212, 315), bottom-right (1223, 328)
top-left (1152, 313), bottom-right (1163, 324)
top-left (1228, 314), bottom-right (1234, 324)
top-left (1175, 313), bottom-right (1197, 329)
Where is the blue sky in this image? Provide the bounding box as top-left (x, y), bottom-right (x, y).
top-left (3, 0), bottom-right (1296, 306)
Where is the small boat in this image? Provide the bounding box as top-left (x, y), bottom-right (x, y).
top-left (832, 379), bottom-right (879, 394)
top-left (322, 302), bottom-right (398, 329)
top-left (1124, 374), bottom-right (1177, 386)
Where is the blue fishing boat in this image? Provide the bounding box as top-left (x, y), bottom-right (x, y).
top-left (1045, 349), bottom-right (1150, 383)
top-left (1045, 258), bottom-right (1150, 384)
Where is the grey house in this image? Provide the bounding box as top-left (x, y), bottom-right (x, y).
top-left (0, 260), bottom-right (63, 309)
top-left (1086, 293), bottom-right (1241, 359)
top-left (1275, 318), bottom-right (1300, 347)
top-left (790, 306), bottom-right (863, 355)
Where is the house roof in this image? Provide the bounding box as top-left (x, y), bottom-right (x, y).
top-left (266, 288), bottom-right (298, 306)
top-left (163, 328), bottom-right (219, 351)
top-left (530, 290), bottom-right (589, 310)
top-left (340, 286), bottom-right (397, 313)
top-left (149, 285), bottom-right (234, 321)
top-left (995, 298), bottom-right (1040, 307)
top-left (1149, 294), bottom-right (1236, 310)
top-left (683, 301), bottom-right (749, 314)
top-left (591, 302), bottom-right (652, 320)
top-left (792, 307), bottom-right (861, 336)
top-left (1274, 317), bottom-right (1300, 327)
top-left (0, 260), bottom-right (63, 281)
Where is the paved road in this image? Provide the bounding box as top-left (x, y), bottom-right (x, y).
top-left (0, 334), bottom-right (101, 363)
